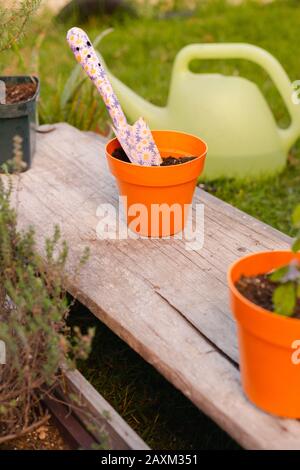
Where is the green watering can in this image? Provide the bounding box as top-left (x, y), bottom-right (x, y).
top-left (102, 43), bottom-right (300, 179)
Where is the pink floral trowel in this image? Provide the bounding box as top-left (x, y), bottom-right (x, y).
top-left (67, 27), bottom-right (162, 166)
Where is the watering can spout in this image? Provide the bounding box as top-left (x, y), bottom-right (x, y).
top-left (110, 73), bottom-right (166, 125)
top-left (98, 52), bottom-right (166, 127)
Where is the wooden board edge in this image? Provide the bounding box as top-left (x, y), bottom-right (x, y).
top-left (62, 367), bottom-right (150, 451)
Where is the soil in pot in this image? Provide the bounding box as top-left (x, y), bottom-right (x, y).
top-left (112, 147), bottom-right (197, 166)
top-left (235, 274), bottom-right (300, 318)
top-left (4, 82), bottom-right (37, 105)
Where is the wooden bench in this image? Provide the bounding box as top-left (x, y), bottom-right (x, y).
top-left (11, 122), bottom-right (300, 450)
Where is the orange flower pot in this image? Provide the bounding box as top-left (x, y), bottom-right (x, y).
top-left (106, 130), bottom-right (207, 237)
top-left (228, 251), bottom-right (300, 418)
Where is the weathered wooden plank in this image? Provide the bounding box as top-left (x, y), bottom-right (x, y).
top-left (7, 122), bottom-right (300, 450)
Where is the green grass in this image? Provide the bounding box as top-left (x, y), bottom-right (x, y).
top-left (2, 0), bottom-right (300, 448)
top-left (202, 157), bottom-right (300, 236)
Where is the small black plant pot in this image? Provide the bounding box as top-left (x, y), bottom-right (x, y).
top-left (0, 76), bottom-right (40, 171)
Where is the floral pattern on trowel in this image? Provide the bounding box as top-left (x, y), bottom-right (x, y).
top-left (66, 27), bottom-right (162, 166)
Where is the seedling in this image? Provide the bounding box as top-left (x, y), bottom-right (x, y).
top-left (268, 204), bottom-right (300, 316)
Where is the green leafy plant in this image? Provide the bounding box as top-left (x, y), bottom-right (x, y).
top-left (0, 178), bottom-right (94, 445)
top-left (268, 204), bottom-right (300, 316)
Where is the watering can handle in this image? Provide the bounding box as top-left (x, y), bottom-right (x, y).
top-left (174, 43), bottom-right (300, 151)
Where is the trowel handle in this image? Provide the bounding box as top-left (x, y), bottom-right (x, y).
top-left (174, 43), bottom-right (300, 151)
top-left (67, 27), bottom-right (128, 131)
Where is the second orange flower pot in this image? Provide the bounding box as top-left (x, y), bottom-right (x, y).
top-left (228, 251), bottom-right (300, 418)
top-left (106, 130), bottom-right (207, 237)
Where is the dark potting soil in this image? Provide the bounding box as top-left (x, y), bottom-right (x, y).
top-left (160, 156), bottom-right (197, 166)
top-left (4, 82), bottom-right (37, 105)
top-left (112, 147), bottom-right (131, 163)
top-left (112, 147), bottom-right (196, 166)
top-left (235, 274), bottom-right (300, 318)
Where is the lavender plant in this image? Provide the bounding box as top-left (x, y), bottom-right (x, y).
top-left (0, 0), bottom-right (41, 53)
top-left (0, 178), bottom-right (94, 445)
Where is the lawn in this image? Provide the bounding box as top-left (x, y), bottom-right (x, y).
top-left (2, 0), bottom-right (300, 449)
